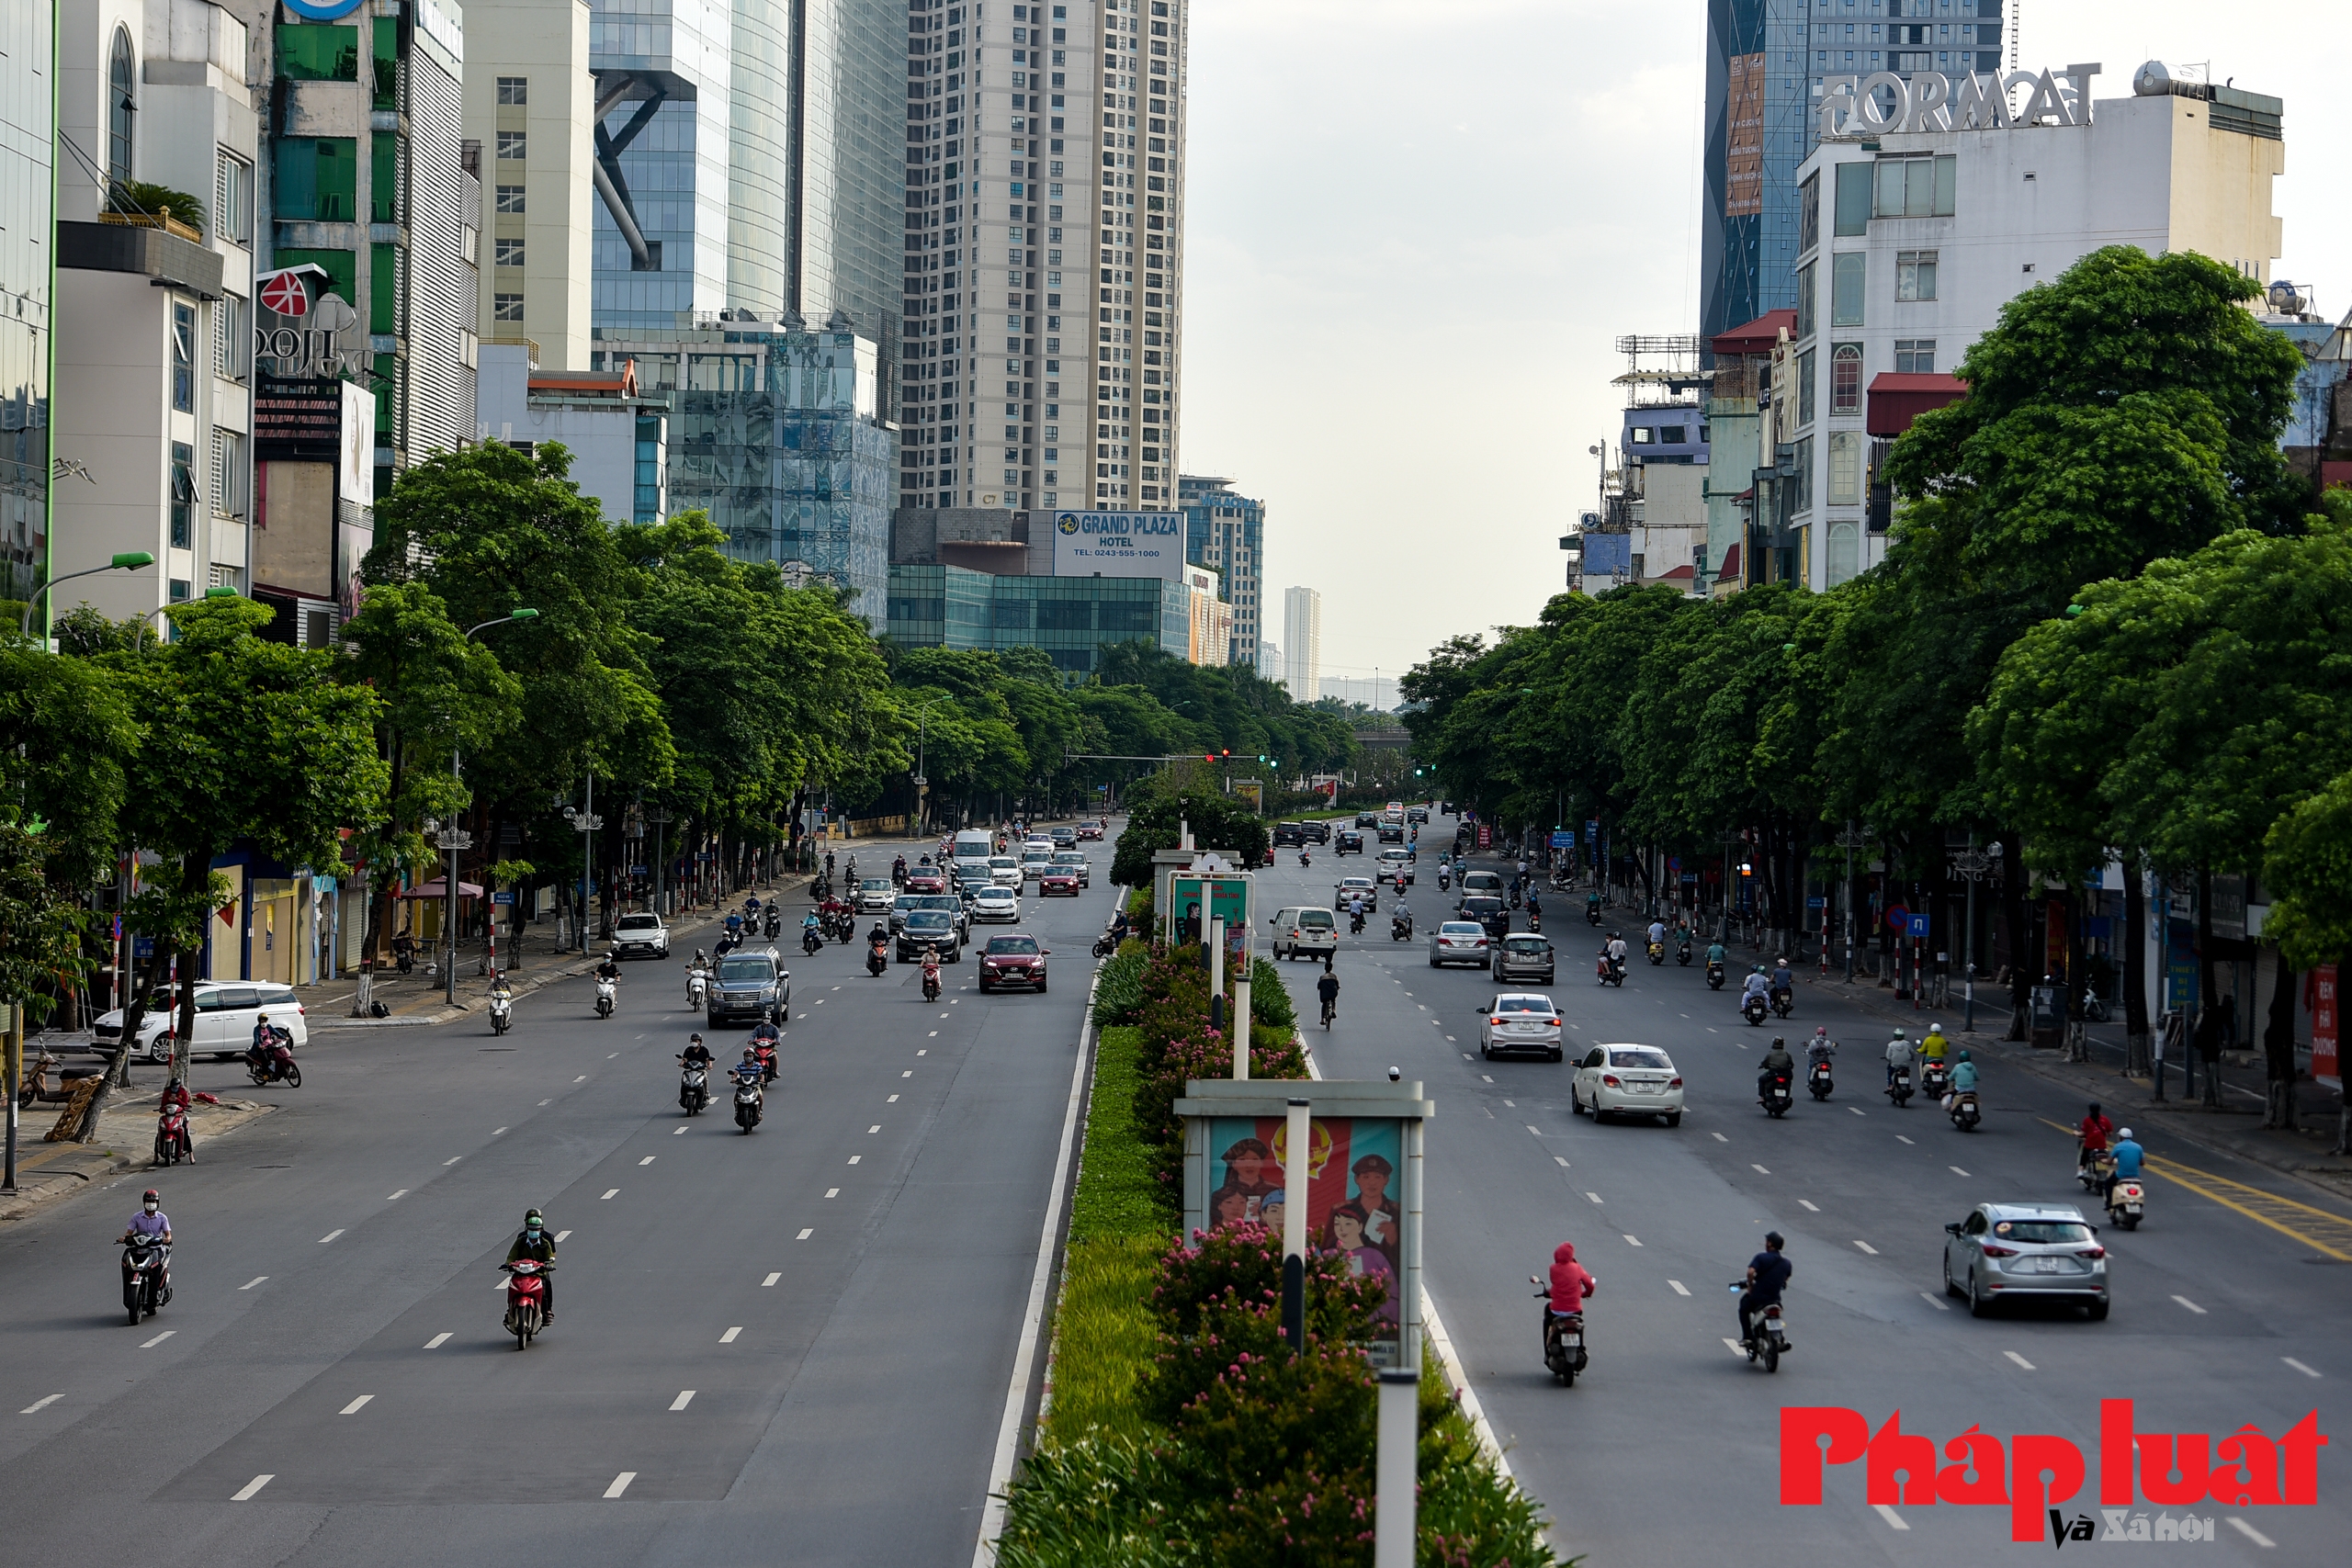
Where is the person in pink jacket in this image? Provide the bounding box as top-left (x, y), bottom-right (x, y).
top-left (1546, 1240), bottom-right (1597, 1315)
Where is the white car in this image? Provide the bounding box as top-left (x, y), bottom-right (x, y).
top-left (612, 910), bottom-right (671, 958)
top-left (1049, 850), bottom-right (1091, 887)
top-left (971, 886), bottom-right (1022, 923)
top-left (94, 981), bottom-right (311, 1063)
top-left (1020, 849), bottom-right (1054, 882)
top-left (1570, 1043), bottom-right (1685, 1126)
top-left (1477, 993), bottom-right (1564, 1061)
top-left (854, 878), bottom-right (897, 914)
top-left (1429, 921), bottom-right (1490, 969)
top-left (989, 856), bottom-right (1023, 889)
top-left (1334, 876), bottom-right (1379, 914)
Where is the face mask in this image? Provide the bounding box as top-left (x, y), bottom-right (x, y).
top-left (144, 1202), bottom-right (159, 1213)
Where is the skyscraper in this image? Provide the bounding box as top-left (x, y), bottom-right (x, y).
top-left (1282, 585), bottom-right (1320, 703)
top-left (465, 0), bottom-right (597, 369)
top-left (0, 0), bottom-right (51, 610)
top-left (1178, 472), bottom-right (1261, 669)
top-left (894, 0), bottom-right (1188, 515)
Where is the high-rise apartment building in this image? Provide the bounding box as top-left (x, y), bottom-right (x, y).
top-left (1178, 472), bottom-right (1261, 668)
top-left (894, 0), bottom-right (1186, 516)
top-left (465, 0), bottom-right (596, 369)
top-left (1, 1), bottom-right (53, 610)
top-left (1281, 585), bottom-right (1320, 703)
top-left (1701, 0), bottom-right (2007, 344)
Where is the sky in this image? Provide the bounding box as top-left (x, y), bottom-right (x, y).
top-left (1177, 0), bottom-right (2350, 690)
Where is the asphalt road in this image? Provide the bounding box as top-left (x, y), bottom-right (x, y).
top-left (0, 854), bottom-right (1114, 1566)
top-left (1271, 823), bottom-right (2346, 1562)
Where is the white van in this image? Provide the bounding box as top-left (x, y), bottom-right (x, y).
top-left (1269, 907), bottom-right (1339, 962)
top-left (953, 829), bottom-right (996, 885)
top-left (93, 982), bottom-right (310, 1063)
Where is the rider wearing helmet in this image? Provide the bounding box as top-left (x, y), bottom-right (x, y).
top-left (1950, 1048), bottom-right (1979, 1093)
top-left (122, 1188), bottom-right (172, 1246)
top-left (1804, 1026), bottom-right (1836, 1067)
top-left (1741, 964), bottom-right (1772, 1004)
top-left (680, 1032), bottom-right (714, 1068)
top-left (505, 1209), bottom-right (557, 1321)
top-left (1737, 1232), bottom-right (1792, 1348)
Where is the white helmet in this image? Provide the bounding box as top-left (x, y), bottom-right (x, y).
top-left (2117, 1128), bottom-right (2133, 1140)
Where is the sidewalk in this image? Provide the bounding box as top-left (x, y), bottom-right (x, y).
top-left (0, 1096), bottom-right (277, 1224)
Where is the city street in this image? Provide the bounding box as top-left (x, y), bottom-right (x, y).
top-left (1266, 828), bottom-right (2346, 1562)
top-left (0, 857), bottom-right (1114, 1567)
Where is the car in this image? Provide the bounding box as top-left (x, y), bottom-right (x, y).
top-left (1050, 850), bottom-right (1091, 887)
top-left (854, 877), bottom-right (897, 914)
top-left (893, 892), bottom-right (968, 939)
top-left (978, 932), bottom-right (1049, 992)
top-left (896, 909), bottom-right (964, 962)
top-left (988, 855), bottom-right (1023, 889)
top-left (707, 948), bottom-right (789, 1027)
top-left (611, 910), bottom-right (672, 958)
top-left (94, 981), bottom-right (310, 1064)
top-left (1458, 895), bottom-right (1509, 941)
top-left (904, 869), bottom-right (947, 895)
top-left (1570, 1043), bottom-right (1685, 1125)
top-left (1428, 921), bottom-right (1491, 969)
top-left (1335, 829), bottom-right (1365, 855)
top-left (1494, 933), bottom-right (1555, 984)
top-left (1477, 993), bottom-right (1566, 1061)
top-left (1376, 848), bottom-right (1415, 883)
top-left (1050, 827), bottom-right (1078, 849)
top-left (1273, 822), bottom-right (1306, 847)
top-left (1442, 801), bottom-right (1456, 816)
top-left (1377, 823), bottom-right (1407, 844)
top-left (1334, 876), bottom-right (1379, 914)
top-left (1076, 820), bottom-right (1105, 841)
top-left (1408, 806), bottom-right (1430, 825)
top-left (1020, 849), bottom-right (1054, 881)
top-left (1385, 800), bottom-right (1405, 817)
top-left (1269, 907), bottom-right (1339, 961)
top-left (1039, 867), bottom-right (1081, 897)
top-left (1299, 819), bottom-right (1331, 844)
top-left (1456, 870), bottom-right (1505, 902)
top-left (1942, 1203), bottom-right (2109, 1319)
top-left (1356, 813), bottom-right (1382, 829)
top-left (971, 886), bottom-right (1022, 923)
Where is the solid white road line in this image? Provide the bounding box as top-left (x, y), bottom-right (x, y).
top-left (601, 1190), bottom-right (619, 1200)
top-left (797, 1227), bottom-right (813, 1240)
top-left (318, 1229), bottom-right (344, 1244)
top-left (240, 1276), bottom-right (267, 1290)
top-left (1872, 1504), bottom-right (1910, 1531)
top-left (1668, 1280), bottom-right (1690, 1296)
top-left (719, 1326), bottom-right (741, 1344)
top-left (2283, 1357), bottom-right (2322, 1378)
top-left (555, 1230), bottom-right (571, 1242)
top-left (1798, 1200), bottom-right (1820, 1212)
top-left (2225, 1517), bottom-right (2276, 1548)
top-left (639, 1156), bottom-right (655, 1166)
top-left (1853, 1240), bottom-right (1879, 1255)
top-left (340, 1395), bottom-right (373, 1415)
top-left (140, 1330), bottom-right (175, 1348)
top-left (604, 1472), bottom-right (636, 1499)
top-left (424, 1333), bottom-right (451, 1348)
top-left (2005, 1350), bottom-right (2036, 1371)
top-left (671, 1391), bottom-right (695, 1411)
top-left (2173, 1294), bottom-right (2208, 1314)
top-left (21, 1394), bottom-right (64, 1414)
top-left (232, 1474), bottom-right (275, 1502)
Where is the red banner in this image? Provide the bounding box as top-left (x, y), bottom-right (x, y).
top-left (2311, 964), bottom-right (2339, 1088)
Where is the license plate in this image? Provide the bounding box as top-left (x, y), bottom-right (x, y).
top-left (2014, 1256), bottom-right (2076, 1274)
top-left (1562, 1333), bottom-right (1581, 1346)
top-left (1629, 1083), bottom-right (1657, 1094)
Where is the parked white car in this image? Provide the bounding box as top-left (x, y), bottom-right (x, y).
top-left (94, 982), bottom-right (311, 1063)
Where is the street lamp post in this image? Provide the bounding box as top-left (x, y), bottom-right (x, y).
top-left (17, 552), bottom-right (157, 643)
top-left (1951, 837), bottom-right (1995, 1032)
top-left (1836, 823), bottom-right (1871, 984)
top-left (447, 612), bottom-right (537, 1002)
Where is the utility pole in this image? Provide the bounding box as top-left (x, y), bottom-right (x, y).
top-left (1951, 836), bottom-right (1994, 1032)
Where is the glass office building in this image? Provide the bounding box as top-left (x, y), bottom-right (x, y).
top-left (0, 0), bottom-right (51, 606)
top-left (886, 562), bottom-right (1189, 677)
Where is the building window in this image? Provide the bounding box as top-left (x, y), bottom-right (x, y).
top-left (216, 153), bottom-right (253, 245)
top-left (1833, 162), bottom-right (1871, 237)
top-left (1798, 172), bottom-right (1820, 254)
top-left (1894, 339), bottom-right (1937, 374)
top-left (1830, 253), bottom-right (1866, 327)
top-left (170, 443), bottom-right (196, 547)
top-left (1831, 343), bottom-right (1862, 412)
top-left (494, 293), bottom-right (525, 322)
top-left (1826, 521), bottom-right (1860, 586)
top-left (497, 76), bottom-right (528, 106)
top-left (216, 294), bottom-right (247, 380)
top-left (1795, 261), bottom-right (1816, 339)
top-left (1792, 435), bottom-right (1815, 513)
top-left (495, 239), bottom-right (526, 267)
top-left (1895, 249), bottom-right (1939, 301)
top-left (171, 303), bottom-right (197, 412)
top-left (1872, 153), bottom-right (1956, 218)
top-left (496, 185), bottom-right (526, 213)
top-left (1797, 348), bottom-right (1816, 426)
top-left (212, 430), bottom-right (249, 518)
top-left (108, 29), bottom-right (136, 186)
top-left (496, 131), bottom-right (527, 161)
top-left (1827, 430), bottom-right (1861, 505)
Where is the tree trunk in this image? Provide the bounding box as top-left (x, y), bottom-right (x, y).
top-left (2122, 856), bottom-right (2151, 1076)
top-left (2065, 884), bottom-right (2090, 1062)
top-left (2263, 943), bottom-right (2300, 1130)
top-left (1999, 831), bottom-right (2030, 1040)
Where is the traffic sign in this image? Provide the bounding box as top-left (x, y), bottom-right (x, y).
top-left (492, 891), bottom-right (515, 906)
top-left (1549, 830), bottom-right (1575, 849)
top-left (1806, 896), bottom-right (1826, 908)
top-left (1884, 904), bottom-right (1909, 932)
top-left (1905, 913), bottom-right (1930, 938)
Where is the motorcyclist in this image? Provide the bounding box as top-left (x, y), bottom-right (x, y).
top-left (1758, 1036), bottom-right (1796, 1101)
top-left (723, 908), bottom-right (743, 939)
top-left (892, 854), bottom-right (908, 885)
top-left (1804, 1026), bottom-right (1836, 1068)
top-left (1604, 931), bottom-right (1628, 966)
top-left (594, 951), bottom-right (622, 984)
top-left (1949, 1049), bottom-right (1979, 1094)
top-left (121, 1188), bottom-right (172, 1247)
top-left (1347, 893), bottom-right (1366, 932)
top-left (1770, 957), bottom-right (1793, 999)
top-left (1392, 900), bottom-right (1412, 934)
top-left (1741, 966), bottom-right (1771, 1008)
top-left (1646, 918), bottom-right (1667, 948)
top-left (1883, 1027), bottom-right (1915, 1087)
top-left (1316, 968), bottom-right (1340, 1023)
top-left (801, 909), bottom-right (822, 937)
top-left (1736, 1232), bottom-right (1792, 1350)
top-left (245, 1014), bottom-right (290, 1078)
top-left (1919, 1021), bottom-right (1950, 1067)
top-left (1706, 937), bottom-right (1727, 969)
top-left (1546, 1240), bottom-right (1597, 1317)
top-left (679, 1032), bottom-right (714, 1069)
top-left (2077, 1102), bottom-right (2115, 1178)
top-left (734, 1045), bottom-right (765, 1086)
top-left (489, 968), bottom-right (513, 999)
top-left (2110, 1126), bottom-right (2144, 1188)
top-left (505, 1208), bottom-right (557, 1323)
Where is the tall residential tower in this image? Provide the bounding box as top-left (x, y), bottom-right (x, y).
top-left (1281, 584), bottom-right (1319, 703)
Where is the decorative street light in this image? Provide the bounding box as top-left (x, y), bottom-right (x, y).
top-left (1950, 837), bottom-right (1999, 1032)
top-left (18, 551), bottom-right (156, 643)
top-left (1836, 823), bottom-right (1871, 984)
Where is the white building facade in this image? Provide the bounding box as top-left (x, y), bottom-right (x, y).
top-left (1281, 583), bottom-right (1319, 703)
top-left (1781, 63), bottom-right (2286, 590)
top-left (465, 0), bottom-right (596, 370)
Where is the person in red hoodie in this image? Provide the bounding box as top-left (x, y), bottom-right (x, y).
top-left (2076, 1101), bottom-right (2114, 1179)
top-left (1547, 1240), bottom-right (1597, 1316)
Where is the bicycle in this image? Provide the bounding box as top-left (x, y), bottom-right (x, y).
top-left (1320, 996), bottom-right (1336, 1031)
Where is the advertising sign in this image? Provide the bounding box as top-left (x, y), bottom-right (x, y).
top-left (1580, 532), bottom-right (1634, 580)
top-left (339, 379), bottom-right (377, 508)
top-left (1235, 780), bottom-right (1263, 814)
top-left (1168, 872), bottom-right (1251, 964)
top-left (1476, 824), bottom-right (1492, 849)
top-left (2312, 964), bottom-right (2339, 1088)
top-left (1049, 510), bottom-right (1185, 580)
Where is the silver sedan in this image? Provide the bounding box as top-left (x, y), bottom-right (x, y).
top-left (1942, 1202), bottom-right (2109, 1319)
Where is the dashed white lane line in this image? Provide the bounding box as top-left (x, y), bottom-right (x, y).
top-left (1463, 1053), bottom-right (1474, 1060)
top-left (888, 1094), bottom-right (900, 1103)
top-left (1526, 1125), bottom-right (1543, 1136)
top-left (424, 1333), bottom-right (452, 1349)
top-left (573, 1076), bottom-right (587, 1083)
top-left (2283, 1357), bottom-right (2322, 1378)
top-left (1720, 1337), bottom-right (1745, 1355)
top-left (1751, 1164), bottom-right (1771, 1175)
top-left (388, 1190), bottom-right (408, 1201)
top-left (673, 1126), bottom-right (688, 1134)
top-left (1849, 1106), bottom-right (1866, 1116)
top-left (847, 1156), bottom-right (862, 1165)
top-left (929, 1031), bottom-right (938, 1038)
top-left (555, 1230), bottom-right (571, 1243)
top-left (917, 1049), bottom-right (928, 1055)
top-left (718, 1326), bottom-right (741, 1344)
top-left (240, 1276), bottom-right (267, 1291)
top-left (901, 1069), bottom-right (913, 1077)
top-left (639, 1156), bottom-right (656, 1166)
top-left (538, 1099), bottom-right (552, 1106)
top-left (232, 1474), bottom-right (275, 1502)
top-left (604, 1472), bottom-right (636, 1499)
top-left (1949, 1166), bottom-right (1971, 1177)
top-left (1623, 1235), bottom-right (1644, 1247)
top-left (1894, 1134), bottom-right (1916, 1145)
top-left (867, 1124), bottom-right (881, 1134)
top-left (825, 1187), bottom-right (840, 1198)
top-left (608, 1053), bottom-right (619, 1059)
top-left (1873, 1503), bottom-right (1910, 1532)
top-left (1920, 1292), bottom-right (1950, 1312)
top-left (1711, 1132), bottom-right (1728, 1143)
top-left (2004, 1350), bottom-right (2036, 1371)
top-left (762, 1272), bottom-right (782, 1287)
top-left (2173, 1294), bottom-right (2208, 1315)
top-left (318, 1229), bottom-right (345, 1245)
top-left (1480, 1075), bottom-right (1494, 1084)
top-left (797, 1227), bottom-right (814, 1240)
top-left (1554, 1156), bottom-right (1569, 1168)
top-left (1798, 1200), bottom-right (1820, 1212)
top-left (20, 1394), bottom-right (63, 1414)
top-left (340, 1395), bottom-right (373, 1416)
top-left (2226, 1517), bottom-right (2276, 1548)
top-left (141, 1331), bottom-right (175, 1348)
top-left (1667, 1280), bottom-right (1690, 1296)
top-left (671, 1391), bottom-right (695, 1411)
top-left (1585, 1191), bottom-right (1603, 1204)
top-left (601, 1189), bottom-right (619, 1201)
top-left (1852, 1240), bottom-right (1879, 1256)
top-left (443, 1156), bottom-right (462, 1167)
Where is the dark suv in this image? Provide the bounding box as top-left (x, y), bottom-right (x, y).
top-left (707, 949), bottom-right (789, 1026)
top-left (1336, 829), bottom-right (1364, 855)
top-left (1273, 822), bottom-right (1306, 847)
top-left (1458, 896), bottom-right (1510, 942)
top-left (1300, 819), bottom-right (1331, 844)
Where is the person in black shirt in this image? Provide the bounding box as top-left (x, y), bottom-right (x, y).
top-left (1316, 968), bottom-right (1340, 1025)
top-left (1738, 1231), bottom-right (1792, 1348)
top-left (679, 1032), bottom-right (714, 1068)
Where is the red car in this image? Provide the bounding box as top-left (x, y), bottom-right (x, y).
top-left (977, 933), bottom-right (1049, 993)
top-left (905, 871), bottom-right (947, 894)
top-left (1075, 821), bottom-right (1104, 840)
top-left (1038, 868), bottom-right (1080, 897)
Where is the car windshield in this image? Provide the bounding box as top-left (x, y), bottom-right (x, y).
top-left (986, 937), bottom-right (1040, 956)
top-left (1610, 1048), bottom-right (1674, 1070)
top-left (917, 896), bottom-right (959, 910)
top-left (1296, 911), bottom-right (1334, 928)
top-left (978, 888), bottom-right (1012, 900)
top-left (1497, 998), bottom-right (1554, 1013)
top-left (861, 879), bottom-right (890, 891)
top-left (1503, 937), bottom-right (1548, 953)
top-left (1053, 852), bottom-right (1084, 863)
top-left (617, 914), bottom-right (661, 930)
top-left (716, 957), bottom-right (772, 982)
top-left (1439, 923), bottom-right (1484, 935)
top-left (1341, 878), bottom-right (1372, 888)
top-left (1991, 1218), bottom-right (2093, 1245)
top-left (908, 913), bottom-right (953, 931)
top-left (989, 858), bottom-right (1017, 870)
top-left (1463, 898), bottom-right (1502, 913)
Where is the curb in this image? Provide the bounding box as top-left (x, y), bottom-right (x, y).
top-left (0, 1100), bottom-right (277, 1224)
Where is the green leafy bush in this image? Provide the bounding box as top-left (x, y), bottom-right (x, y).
top-left (1249, 956), bottom-right (1298, 1033)
top-left (1092, 943), bottom-right (1152, 1026)
top-left (107, 181), bottom-right (207, 235)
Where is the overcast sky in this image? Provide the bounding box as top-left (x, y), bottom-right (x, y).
top-left (1177, 0), bottom-right (2348, 690)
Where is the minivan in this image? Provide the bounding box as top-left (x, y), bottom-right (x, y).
top-left (94, 982), bottom-right (310, 1063)
top-left (1458, 870), bottom-right (1505, 902)
top-left (1269, 907), bottom-right (1339, 962)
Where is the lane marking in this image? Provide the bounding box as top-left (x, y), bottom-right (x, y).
top-left (1949, 1166), bottom-right (1971, 1178)
top-left (555, 1230), bottom-right (571, 1242)
top-left (888, 1094), bottom-right (900, 1103)
top-left (493, 1127), bottom-right (508, 1135)
top-left (424, 1333), bottom-right (451, 1348)
top-left (673, 1126), bottom-right (687, 1134)
top-left (318, 1229), bottom-right (344, 1245)
top-left (1895, 1134), bottom-right (1915, 1146)
top-left (1852, 1240), bottom-right (1879, 1255)
top-left (901, 1070), bottom-right (913, 1077)
top-left (1711, 1132), bottom-right (1728, 1143)
top-left (1798, 1200), bottom-right (1820, 1212)
top-left (1480, 1075), bottom-right (1494, 1084)
top-left (1722, 1337), bottom-right (1746, 1356)
top-left (340, 1395), bottom-right (373, 1415)
top-left (867, 1124), bottom-right (882, 1134)
top-left (2226, 1517), bottom-right (2275, 1549)
top-left (141, 1331), bottom-right (175, 1348)
top-left (2172, 1294), bottom-right (2208, 1315)
top-left (2283, 1357), bottom-right (2322, 1379)
top-left (608, 1053), bottom-right (618, 1059)
top-left (239, 1276), bottom-right (267, 1291)
top-left (797, 1227), bottom-right (814, 1240)
top-left (574, 1076), bottom-right (587, 1083)
top-left (1920, 1292), bottom-right (1951, 1312)
top-left (825, 1188), bottom-right (840, 1198)
top-left (1554, 1156), bottom-right (1569, 1168)
top-left (918, 1049), bottom-right (928, 1056)
top-left (232, 1474), bottom-right (274, 1502)
top-left (671, 1391), bottom-right (695, 1411)
top-left (604, 1472), bottom-right (636, 1499)
top-left (847, 1156), bottom-right (861, 1165)
top-left (601, 1189), bottom-right (619, 1201)
top-left (1526, 1125), bottom-right (1542, 1136)
top-left (1667, 1280), bottom-right (1690, 1296)
top-left (929, 1031), bottom-right (939, 1038)
top-left (639, 1156), bottom-right (655, 1166)
top-left (388, 1190), bottom-right (408, 1201)
top-left (1463, 1054), bottom-right (1473, 1060)
top-left (538, 1099), bottom-right (551, 1106)
top-left (1751, 1164), bottom-right (1771, 1176)
top-left (2005, 1350), bottom-right (2036, 1371)
top-left (21, 1394), bottom-right (64, 1414)
top-left (1585, 1191), bottom-right (1603, 1204)
top-left (718, 1326), bottom-right (741, 1344)
top-left (1623, 1235), bottom-right (1644, 1247)
top-left (443, 1156), bottom-right (462, 1167)
top-left (1873, 1504), bottom-right (1910, 1532)
top-left (1849, 1107), bottom-right (1866, 1116)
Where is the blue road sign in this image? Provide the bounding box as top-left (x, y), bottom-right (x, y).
top-left (1905, 913), bottom-right (1930, 937)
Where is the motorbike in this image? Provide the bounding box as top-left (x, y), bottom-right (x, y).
top-left (1298, 851), bottom-right (1312, 868)
top-left (501, 1259), bottom-right (550, 1348)
top-left (1349, 910), bottom-right (1367, 936)
top-left (1319, 993), bottom-right (1336, 1031)
top-left (1586, 901), bottom-right (1603, 927)
top-left (1742, 993), bottom-right (1768, 1027)
top-left (2078, 1146), bottom-right (2116, 1195)
top-left (1532, 1278), bottom-right (1589, 1387)
top-left (833, 911), bottom-right (856, 945)
top-left (922, 966), bottom-right (943, 1003)
top-left (1734, 1290), bottom-right (1789, 1373)
top-left (679, 1058), bottom-right (710, 1115)
top-left (1436, 870), bottom-right (1449, 892)
top-left (751, 1037), bottom-right (780, 1084)
top-left (489, 990), bottom-right (513, 1035)
top-left (1920, 1061), bottom-right (1950, 1101)
top-left (391, 935), bottom-right (417, 976)
top-left (245, 1033), bottom-right (301, 1088)
top-left (866, 941), bottom-right (889, 977)
top-left (594, 976), bottom-right (616, 1020)
top-left (1677, 940), bottom-right (1692, 966)
top-left (1706, 961), bottom-right (1726, 991)
top-left (1770, 985), bottom-right (1793, 1020)
top-left (121, 1236), bottom-right (171, 1326)
top-left (1947, 1087), bottom-right (1982, 1132)
top-left (1091, 927), bottom-right (1120, 959)
top-left (2106, 1173), bottom-right (2145, 1230)
top-left (1595, 953), bottom-right (1625, 988)
top-left (1525, 908), bottom-right (1541, 934)
top-left (1885, 1064), bottom-right (1915, 1108)
top-left (154, 1100), bottom-right (193, 1166)
top-left (1391, 911), bottom-right (1413, 942)
top-left (763, 910), bottom-right (782, 941)
top-left (1806, 1058), bottom-right (1834, 1100)
top-left (1759, 1072), bottom-right (1794, 1118)
top-left (1646, 940), bottom-right (1665, 966)
top-left (801, 924), bottom-right (823, 956)
top-left (734, 1071), bottom-right (765, 1133)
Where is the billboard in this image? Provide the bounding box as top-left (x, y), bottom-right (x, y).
top-left (1049, 510), bottom-right (1185, 580)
